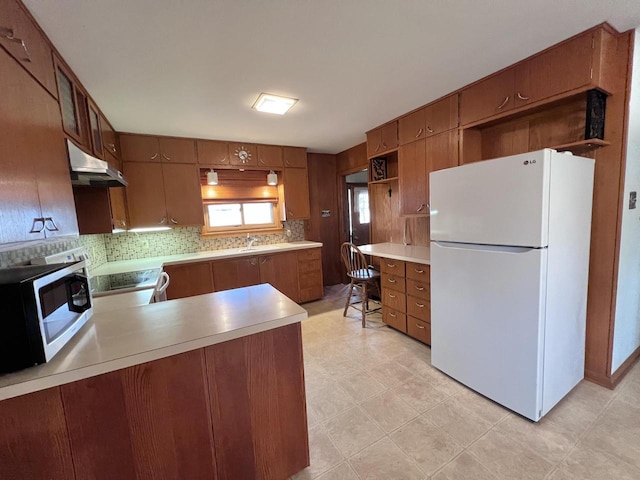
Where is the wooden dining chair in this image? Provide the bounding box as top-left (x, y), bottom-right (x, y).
top-left (340, 242), bottom-right (381, 327)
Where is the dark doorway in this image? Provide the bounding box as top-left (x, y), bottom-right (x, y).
top-left (345, 170), bottom-right (370, 246)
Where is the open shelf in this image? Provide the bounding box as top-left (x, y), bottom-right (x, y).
top-left (551, 139), bottom-right (610, 154)
top-left (368, 176), bottom-right (398, 185)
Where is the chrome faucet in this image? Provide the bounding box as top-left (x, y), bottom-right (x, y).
top-left (246, 233), bottom-right (259, 250)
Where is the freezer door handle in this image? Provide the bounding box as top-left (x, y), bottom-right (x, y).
top-left (432, 241), bottom-right (542, 253)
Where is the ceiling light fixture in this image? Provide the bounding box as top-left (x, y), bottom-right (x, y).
top-left (207, 169), bottom-right (219, 185)
top-left (267, 170), bottom-right (278, 186)
top-left (252, 93), bottom-right (298, 115)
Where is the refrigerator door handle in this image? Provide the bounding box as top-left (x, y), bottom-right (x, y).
top-left (432, 241), bottom-right (544, 254)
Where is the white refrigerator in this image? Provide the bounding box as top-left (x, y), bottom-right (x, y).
top-left (429, 149), bottom-right (595, 421)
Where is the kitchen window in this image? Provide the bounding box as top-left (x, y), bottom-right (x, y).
top-left (201, 170), bottom-right (283, 235)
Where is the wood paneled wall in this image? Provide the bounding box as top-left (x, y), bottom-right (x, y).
top-left (306, 153), bottom-right (342, 285)
top-left (336, 142), bottom-right (367, 175)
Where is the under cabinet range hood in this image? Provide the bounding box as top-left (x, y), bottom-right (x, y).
top-left (67, 140), bottom-right (128, 187)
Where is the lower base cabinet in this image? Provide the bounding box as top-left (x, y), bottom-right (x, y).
top-left (0, 324), bottom-right (309, 480)
top-left (164, 248), bottom-right (324, 303)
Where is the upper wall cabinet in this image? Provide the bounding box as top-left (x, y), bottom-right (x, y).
top-left (257, 145), bottom-right (283, 168)
top-left (399, 95), bottom-right (458, 145)
top-left (0, 0), bottom-right (57, 98)
top-left (0, 48), bottom-right (78, 243)
top-left (121, 134), bottom-right (197, 163)
top-left (197, 140), bottom-right (230, 167)
top-left (283, 147), bottom-right (307, 168)
top-left (460, 31), bottom-right (610, 126)
top-left (101, 115), bottom-right (120, 165)
top-left (367, 122), bottom-right (398, 157)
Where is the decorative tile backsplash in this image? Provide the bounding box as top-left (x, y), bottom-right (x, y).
top-left (103, 221), bottom-right (305, 262)
top-left (0, 221), bottom-right (305, 269)
top-left (0, 238), bottom-right (80, 268)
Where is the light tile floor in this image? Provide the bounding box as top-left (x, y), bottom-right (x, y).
top-left (292, 285), bottom-right (640, 480)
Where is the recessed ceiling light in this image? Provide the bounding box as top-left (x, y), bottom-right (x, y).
top-left (252, 93), bottom-right (298, 115)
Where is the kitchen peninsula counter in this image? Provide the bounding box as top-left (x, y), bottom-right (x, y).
top-left (0, 284), bottom-right (309, 480)
top-left (0, 284), bottom-right (306, 401)
top-left (359, 242), bottom-right (430, 265)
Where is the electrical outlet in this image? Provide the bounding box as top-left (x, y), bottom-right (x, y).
top-left (286, 229), bottom-right (292, 238)
top-left (629, 191), bottom-right (637, 210)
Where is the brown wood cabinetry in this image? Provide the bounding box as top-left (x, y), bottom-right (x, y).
top-left (124, 162), bottom-right (203, 228)
top-left (213, 257), bottom-right (261, 292)
top-left (163, 163), bottom-right (205, 225)
top-left (229, 143), bottom-right (258, 166)
top-left (398, 130), bottom-right (458, 216)
top-left (197, 140), bottom-right (230, 166)
top-left (164, 261), bottom-right (214, 300)
top-left (461, 31), bottom-right (608, 126)
top-left (367, 122), bottom-right (398, 157)
top-left (284, 166), bottom-right (311, 220)
top-left (259, 251), bottom-right (300, 302)
top-left (0, 0), bottom-right (57, 98)
top-left (121, 134), bottom-right (197, 163)
top-left (257, 144), bottom-right (284, 168)
top-left (0, 48), bottom-right (78, 243)
top-left (101, 115), bottom-right (120, 162)
top-left (61, 350), bottom-right (217, 480)
top-left (0, 388), bottom-right (75, 480)
top-left (460, 68), bottom-right (515, 126)
top-left (164, 249), bottom-right (323, 303)
top-left (380, 258), bottom-right (430, 344)
top-left (399, 95), bottom-right (458, 145)
top-left (297, 248), bottom-right (324, 302)
top-left (284, 146), bottom-right (307, 168)
top-left (399, 138), bottom-right (427, 215)
top-left (205, 323), bottom-right (309, 480)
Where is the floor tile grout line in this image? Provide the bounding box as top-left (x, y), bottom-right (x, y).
top-left (542, 384), bottom-right (626, 479)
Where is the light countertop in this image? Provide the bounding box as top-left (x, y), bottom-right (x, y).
top-left (359, 242), bottom-right (430, 265)
top-left (92, 289), bottom-right (155, 314)
top-left (91, 241), bottom-right (323, 276)
top-left (0, 284), bottom-right (307, 401)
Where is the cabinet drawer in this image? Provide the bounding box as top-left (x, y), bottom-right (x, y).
top-left (407, 295), bottom-right (430, 322)
top-left (407, 317), bottom-right (431, 345)
top-left (383, 307), bottom-right (407, 332)
top-left (406, 262), bottom-right (429, 281)
top-left (380, 259), bottom-right (406, 276)
top-left (406, 278), bottom-right (430, 300)
top-left (382, 288), bottom-right (406, 313)
top-left (298, 248), bottom-right (321, 262)
top-left (382, 273), bottom-right (405, 293)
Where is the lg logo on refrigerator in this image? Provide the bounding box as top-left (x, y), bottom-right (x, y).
top-left (523, 159), bottom-right (537, 166)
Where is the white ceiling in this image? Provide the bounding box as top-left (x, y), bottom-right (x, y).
top-left (23, 0), bottom-right (640, 154)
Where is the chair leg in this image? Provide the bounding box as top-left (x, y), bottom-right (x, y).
top-left (343, 280), bottom-right (354, 317)
top-left (361, 282), bottom-right (368, 328)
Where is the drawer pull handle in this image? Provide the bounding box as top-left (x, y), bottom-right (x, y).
top-left (150, 152), bottom-right (159, 160)
top-left (426, 126), bottom-right (434, 133)
top-left (389, 312), bottom-right (397, 318)
top-left (497, 96), bottom-right (510, 109)
top-left (162, 153), bottom-right (171, 161)
top-left (387, 263), bottom-right (396, 268)
top-left (170, 218), bottom-right (178, 224)
top-left (389, 293), bottom-right (397, 299)
top-left (29, 217), bottom-right (45, 233)
top-left (415, 323), bottom-right (426, 330)
top-left (388, 278), bottom-right (397, 283)
top-left (517, 92), bottom-right (530, 101)
top-left (414, 269), bottom-right (424, 274)
top-left (415, 286), bottom-right (425, 291)
top-left (416, 303), bottom-right (425, 308)
top-left (415, 128), bottom-right (423, 138)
